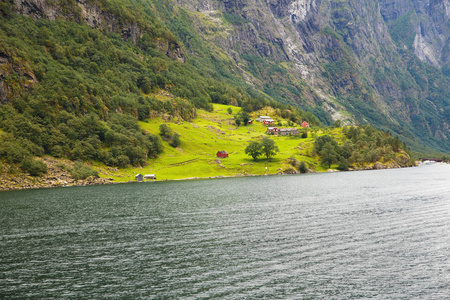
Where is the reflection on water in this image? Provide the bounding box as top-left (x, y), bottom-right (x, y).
top-left (1, 165), bottom-right (450, 299)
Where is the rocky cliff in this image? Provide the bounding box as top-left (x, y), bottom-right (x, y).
top-left (12, 0), bottom-right (185, 61)
top-left (171, 0), bottom-right (450, 151)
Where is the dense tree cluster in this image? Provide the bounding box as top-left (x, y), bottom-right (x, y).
top-left (0, 6), bottom-right (321, 168)
top-left (313, 125), bottom-right (414, 170)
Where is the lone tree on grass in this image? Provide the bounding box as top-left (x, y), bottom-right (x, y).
top-left (245, 141), bottom-right (262, 161)
top-left (260, 137), bottom-right (279, 161)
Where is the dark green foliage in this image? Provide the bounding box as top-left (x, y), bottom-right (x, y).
top-left (227, 107), bottom-right (232, 114)
top-left (301, 131), bottom-right (308, 139)
top-left (336, 158), bottom-right (350, 171)
top-left (0, 132), bottom-right (43, 163)
top-left (70, 161), bottom-right (99, 180)
top-left (313, 135), bottom-right (338, 154)
top-left (245, 141), bottom-right (263, 161)
top-left (234, 111), bottom-right (251, 126)
top-left (320, 142), bottom-right (338, 168)
top-left (0, 4), bottom-right (324, 168)
top-left (159, 124), bottom-right (173, 138)
top-left (260, 137), bottom-right (279, 161)
top-left (169, 133), bottom-right (181, 147)
top-left (20, 158), bottom-right (48, 176)
top-left (314, 125), bottom-right (412, 169)
top-left (298, 161), bottom-right (308, 173)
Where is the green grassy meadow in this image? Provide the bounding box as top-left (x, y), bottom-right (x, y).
top-left (102, 104), bottom-right (329, 182)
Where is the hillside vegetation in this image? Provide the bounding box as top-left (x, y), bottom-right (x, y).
top-left (0, 103), bottom-right (415, 190)
top-left (0, 0), bottom-right (436, 188)
top-left (0, 11), bottom-right (317, 168)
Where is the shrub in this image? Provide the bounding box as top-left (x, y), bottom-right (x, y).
top-left (337, 158), bottom-right (350, 171)
top-left (299, 161), bottom-right (308, 173)
top-left (20, 158), bottom-right (48, 176)
top-left (70, 161), bottom-right (98, 180)
top-left (169, 133), bottom-right (181, 147)
top-left (159, 124), bottom-right (173, 138)
top-left (288, 155), bottom-right (299, 168)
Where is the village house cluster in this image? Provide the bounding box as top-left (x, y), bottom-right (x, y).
top-left (257, 116), bottom-right (309, 136)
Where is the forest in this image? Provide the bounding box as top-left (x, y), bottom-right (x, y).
top-left (0, 9), bottom-right (319, 170)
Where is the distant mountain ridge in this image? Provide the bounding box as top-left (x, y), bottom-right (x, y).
top-left (2, 0), bottom-right (450, 153)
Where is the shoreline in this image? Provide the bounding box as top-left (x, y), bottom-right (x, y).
top-left (0, 163), bottom-right (419, 192)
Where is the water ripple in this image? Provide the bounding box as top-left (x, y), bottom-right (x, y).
top-left (1, 165), bottom-right (450, 299)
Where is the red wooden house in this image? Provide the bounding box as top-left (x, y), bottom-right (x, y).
top-left (301, 121), bottom-right (309, 127)
top-left (262, 119), bottom-right (275, 125)
top-left (266, 127), bottom-right (279, 134)
top-left (216, 151), bottom-right (229, 158)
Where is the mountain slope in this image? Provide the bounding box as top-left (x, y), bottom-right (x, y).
top-left (1, 0), bottom-right (450, 154)
top-left (167, 0), bottom-right (450, 152)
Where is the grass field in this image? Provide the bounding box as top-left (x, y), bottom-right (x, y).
top-left (99, 104), bottom-right (334, 182)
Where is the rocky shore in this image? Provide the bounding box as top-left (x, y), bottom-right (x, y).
top-left (0, 157), bottom-right (114, 191)
top-left (0, 156), bottom-right (416, 192)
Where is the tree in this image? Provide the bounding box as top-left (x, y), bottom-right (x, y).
top-left (245, 141), bottom-right (262, 161)
top-left (299, 161), bottom-right (308, 173)
top-left (313, 135), bottom-right (338, 154)
top-left (20, 158), bottom-right (48, 176)
top-left (260, 137), bottom-right (279, 161)
top-left (320, 142), bottom-right (338, 168)
top-left (227, 107), bottom-right (232, 114)
top-left (159, 124), bottom-right (173, 138)
top-left (234, 111), bottom-right (251, 126)
top-left (169, 133), bottom-right (181, 147)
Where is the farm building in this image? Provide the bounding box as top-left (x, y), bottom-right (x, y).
top-left (144, 174), bottom-right (156, 180)
top-left (217, 151), bottom-right (229, 158)
top-left (135, 174), bottom-right (143, 182)
top-left (301, 121), bottom-right (309, 127)
top-left (262, 119), bottom-right (275, 125)
top-left (256, 116), bottom-right (271, 122)
top-left (266, 127), bottom-right (279, 134)
top-left (279, 128), bottom-right (300, 136)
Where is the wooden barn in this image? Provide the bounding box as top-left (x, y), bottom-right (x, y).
top-left (216, 151), bottom-right (229, 158)
top-left (262, 119), bottom-right (275, 125)
top-left (279, 128), bottom-right (299, 136)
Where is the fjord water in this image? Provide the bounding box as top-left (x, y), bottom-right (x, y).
top-left (1, 166), bottom-right (450, 299)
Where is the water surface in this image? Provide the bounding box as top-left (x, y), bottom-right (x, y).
top-left (1, 165), bottom-right (450, 299)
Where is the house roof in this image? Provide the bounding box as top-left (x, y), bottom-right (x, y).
top-left (279, 128), bottom-right (298, 131)
top-left (217, 151), bottom-right (228, 154)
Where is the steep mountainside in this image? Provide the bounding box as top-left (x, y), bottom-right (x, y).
top-left (1, 0), bottom-right (450, 153)
top-left (169, 0), bottom-right (450, 152)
